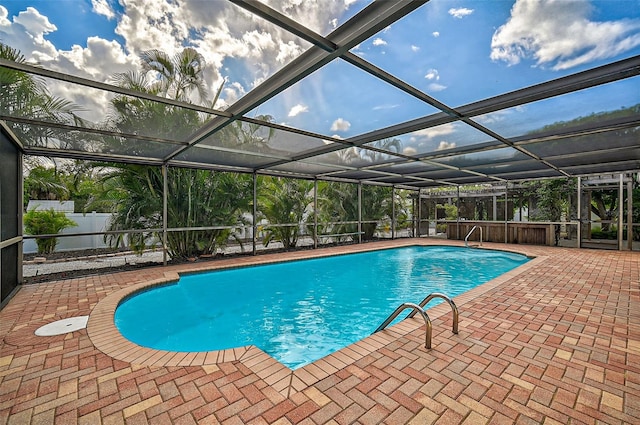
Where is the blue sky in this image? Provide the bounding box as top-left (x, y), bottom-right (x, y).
top-left (1, 0), bottom-right (639, 155)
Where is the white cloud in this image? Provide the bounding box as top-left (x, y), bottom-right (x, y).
top-left (0, 6), bottom-right (141, 121)
top-left (403, 146), bottom-right (417, 155)
top-left (267, 0), bottom-right (358, 35)
top-left (411, 45), bottom-right (420, 52)
top-left (410, 124), bottom-right (456, 141)
top-left (448, 8), bottom-right (474, 19)
top-left (219, 82), bottom-right (246, 109)
top-left (490, 0), bottom-right (640, 70)
top-left (0, 6), bottom-right (58, 58)
top-left (0, 0), bottom-right (383, 120)
top-left (372, 37), bottom-right (387, 46)
top-left (407, 124), bottom-right (457, 153)
top-left (424, 68), bottom-right (439, 80)
top-left (0, 6), bottom-right (8, 25)
top-left (437, 141), bottom-right (456, 150)
top-left (427, 83), bottom-right (447, 92)
top-left (331, 118), bottom-right (351, 132)
top-left (91, 0), bottom-right (115, 20)
top-left (288, 104), bottom-right (309, 117)
top-left (372, 104), bottom-right (399, 111)
top-left (432, 31), bottom-right (440, 38)
top-left (424, 69), bottom-right (446, 91)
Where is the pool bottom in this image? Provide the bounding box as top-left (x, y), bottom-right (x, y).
top-left (87, 241), bottom-right (540, 390)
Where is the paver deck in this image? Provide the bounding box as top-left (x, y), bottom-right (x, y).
top-left (1, 238), bottom-right (638, 424)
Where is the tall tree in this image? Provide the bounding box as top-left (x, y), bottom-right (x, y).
top-left (317, 182), bottom-right (393, 241)
top-left (0, 43), bottom-right (85, 147)
top-left (259, 176), bottom-right (313, 249)
top-left (102, 47), bottom-right (254, 259)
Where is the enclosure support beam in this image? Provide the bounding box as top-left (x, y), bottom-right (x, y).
top-left (358, 183), bottom-right (362, 244)
top-left (619, 174), bottom-right (624, 251)
top-left (314, 179), bottom-right (318, 249)
top-left (577, 177), bottom-right (582, 249)
top-left (162, 165), bottom-right (168, 266)
top-left (456, 186), bottom-right (460, 240)
top-left (392, 186), bottom-right (396, 240)
top-left (628, 177), bottom-right (633, 251)
top-left (18, 148), bottom-right (24, 285)
top-left (504, 190), bottom-right (508, 244)
top-left (416, 189), bottom-right (421, 238)
top-left (253, 173), bottom-right (257, 256)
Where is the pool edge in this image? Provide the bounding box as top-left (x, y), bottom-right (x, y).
top-left (86, 239), bottom-right (542, 397)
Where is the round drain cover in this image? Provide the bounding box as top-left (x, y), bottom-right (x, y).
top-left (35, 316), bottom-right (89, 336)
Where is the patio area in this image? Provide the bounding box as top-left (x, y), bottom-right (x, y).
top-left (0, 238), bottom-right (638, 424)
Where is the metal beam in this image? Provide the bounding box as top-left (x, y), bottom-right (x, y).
top-left (165, 0), bottom-right (428, 161)
top-left (0, 59), bottom-right (231, 117)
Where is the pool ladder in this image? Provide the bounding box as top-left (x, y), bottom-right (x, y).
top-left (373, 293), bottom-right (458, 349)
top-left (464, 225), bottom-right (483, 247)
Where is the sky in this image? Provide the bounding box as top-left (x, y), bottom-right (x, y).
top-left (1, 0), bottom-right (639, 156)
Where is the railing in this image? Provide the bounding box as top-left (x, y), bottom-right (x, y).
top-left (407, 292), bottom-right (459, 334)
top-left (374, 293), bottom-right (459, 350)
top-left (464, 225), bottom-right (482, 247)
top-left (373, 302), bottom-right (433, 349)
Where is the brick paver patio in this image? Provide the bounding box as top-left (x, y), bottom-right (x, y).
top-left (1, 239), bottom-right (638, 424)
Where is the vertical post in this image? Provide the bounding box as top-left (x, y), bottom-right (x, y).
top-left (162, 164), bottom-right (168, 266)
top-left (416, 189), bottom-right (421, 238)
top-left (314, 179), bottom-right (318, 249)
top-left (504, 190), bottom-right (508, 244)
top-left (492, 195), bottom-right (497, 221)
top-left (17, 150), bottom-right (24, 285)
top-left (619, 173), bottom-right (624, 250)
top-left (358, 183), bottom-right (362, 244)
top-left (252, 172), bottom-right (257, 256)
top-left (577, 177), bottom-right (582, 249)
top-left (628, 177), bottom-right (633, 251)
top-left (456, 186), bottom-right (460, 240)
top-left (391, 186), bottom-right (396, 240)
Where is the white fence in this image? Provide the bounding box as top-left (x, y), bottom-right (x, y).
top-left (23, 212), bottom-right (113, 254)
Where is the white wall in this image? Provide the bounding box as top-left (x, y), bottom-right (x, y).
top-left (23, 212), bottom-right (113, 254)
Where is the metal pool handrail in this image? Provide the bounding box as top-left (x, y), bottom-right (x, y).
top-left (407, 292), bottom-right (459, 334)
top-left (464, 225), bottom-right (483, 247)
top-left (373, 302), bottom-right (432, 349)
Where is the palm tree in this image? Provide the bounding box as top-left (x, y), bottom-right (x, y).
top-left (23, 165), bottom-right (70, 204)
top-left (259, 176), bottom-right (313, 249)
top-left (102, 47), bottom-right (254, 259)
top-left (138, 48), bottom-right (209, 103)
top-left (316, 181), bottom-right (359, 240)
top-left (0, 43), bottom-right (85, 147)
top-left (361, 138), bottom-right (402, 162)
top-left (97, 164), bottom-right (252, 259)
top-left (317, 182), bottom-right (393, 241)
top-left (215, 114), bottom-right (276, 153)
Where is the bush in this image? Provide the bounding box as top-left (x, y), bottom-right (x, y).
top-left (590, 226), bottom-right (617, 240)
top-left (23, 209), bottom-right (77, 255)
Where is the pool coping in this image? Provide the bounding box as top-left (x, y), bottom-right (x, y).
top-left (86, 239), bottom-right (544, 397)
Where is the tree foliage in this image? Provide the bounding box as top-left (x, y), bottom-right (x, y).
top-left (316, 182), bottom-right (393, 240)
top-left (0, 43), bottom-right (86, 147)
top-left (99, 47), bottom-right (257, 258)
top-left (23, 208), bottom-right (77, 254)
top-left (259, 176), bottom-right (313, 249)
top-left (523, 178), bottom-right (576, 222)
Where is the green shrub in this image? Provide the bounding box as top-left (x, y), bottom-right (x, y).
top-left (590, 226), bottom-right (617, 240)
top-left (23, 209), bottom-right (77, 255)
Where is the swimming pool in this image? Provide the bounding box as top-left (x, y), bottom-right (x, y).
top-left (115, 246), bottom-right (529, 369)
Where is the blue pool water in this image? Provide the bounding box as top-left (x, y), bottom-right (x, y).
top-left (115, 246), bottom-right (528, 369)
